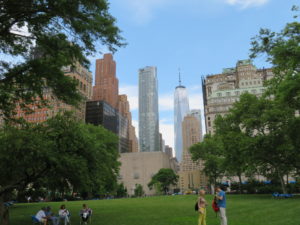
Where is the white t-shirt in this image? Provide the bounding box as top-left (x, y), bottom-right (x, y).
top-left (35, 210), bottom-right (46, 222)
top-left (59, 209), bottom-right (69, 217)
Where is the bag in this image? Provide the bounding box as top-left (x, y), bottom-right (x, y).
top-left (195, 202), bottom-right (199, 211)
top-left (212, 197), bottom-right (219, 212)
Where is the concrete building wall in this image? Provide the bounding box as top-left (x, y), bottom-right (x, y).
top-left (119, 152), bottom-right (176, 195)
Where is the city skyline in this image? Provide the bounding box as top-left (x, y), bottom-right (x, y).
top-left (87, 0), bottom-right (298, 150)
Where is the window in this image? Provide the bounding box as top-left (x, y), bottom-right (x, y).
top-left (217, 93), bottom-right (222, 97)
top-left (226, 92), bottom-right (230, 96)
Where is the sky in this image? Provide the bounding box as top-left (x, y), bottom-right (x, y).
top-left (88, 0), bottom-right (299, 151)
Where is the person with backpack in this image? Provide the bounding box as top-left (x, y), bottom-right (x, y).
top-left (197, 189), bottom-right (208, 225)
top-left (215, 186), bottom-right (227, 225)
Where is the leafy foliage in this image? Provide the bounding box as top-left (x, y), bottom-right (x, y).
top-left (148, 168), bottom-right (178, 194)
top-left (134, 184), bottom-right (144, 197)
top-left (0, 0), bottom-right (125, 120)
top-left (0, 113), bottom-right (120, 199)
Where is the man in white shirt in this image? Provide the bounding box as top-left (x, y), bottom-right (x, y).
top-left (35, 207), bottom-right (48, 225)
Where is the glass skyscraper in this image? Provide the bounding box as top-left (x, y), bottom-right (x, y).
top-left (139, 66), bottom-right (160, 152)
top-left (174, 81), bottom-right (190, 162)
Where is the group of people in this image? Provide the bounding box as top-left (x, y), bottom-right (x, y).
top-left (197, 186), bottom-right (228, 225)
top-left (34, 204), bottom-right (92, 225)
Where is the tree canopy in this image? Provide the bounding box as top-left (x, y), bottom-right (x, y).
top-left (0, 113), bottom-right (120, 224)
top-left (0, 0), bottom-right (125, 120)
top-left (148, 168), bottom-right (178, 194)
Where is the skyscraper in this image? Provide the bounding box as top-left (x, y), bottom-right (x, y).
top-left (139, 66), bottom-right (159, 152)
top-left (179, 114), bottom-right (206, 191)
top-left (190, 109), bottom-right (203, 142)
top-left (174, 73), bottom-right (190, 162)
top-left (93, 53), bottom-right (119, 109)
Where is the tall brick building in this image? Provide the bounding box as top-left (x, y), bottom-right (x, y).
top-left (13, 62), bottom-right (93, 123)
top-left (93, 53), bottom-right (119, 109)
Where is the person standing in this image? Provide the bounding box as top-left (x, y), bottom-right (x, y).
top-left (197, 190), bottom-right (207, 225)
top-left (216, 186), bottom-right (227, 225)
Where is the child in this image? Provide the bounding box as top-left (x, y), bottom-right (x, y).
top-left (198, 190), bottom-right (208, 225)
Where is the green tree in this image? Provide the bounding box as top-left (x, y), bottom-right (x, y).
top-left (0, 0), bottom-right (125, 120)
top-left (227, 93), bottom-right (296, 193)
top-left (148, 168), bottom-right (178, 195)
top-left (116, 183), bottom-right (128, 198)
top-left (214, 114), bottom-right (255, 193)
top-left (250, 5), bottom-right (300, 173)
top-left (134, 184), bottom-right (144, 197)
top-left (0, 113), bottom-right (120, 225)
top-left (190, 134), bottom-right (225, 192)
top-left (250, 6), bottom-right (300, 110)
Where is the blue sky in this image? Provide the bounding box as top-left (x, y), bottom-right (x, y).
top-left (89, 0), bottom-right (299, 150)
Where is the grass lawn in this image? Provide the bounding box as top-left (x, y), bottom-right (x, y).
top-left (9, 194), bottom-right (300, 225)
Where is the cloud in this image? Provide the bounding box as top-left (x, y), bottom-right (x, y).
top-left (114, 0), bottom-right (172, 24)
top-left (159, 120), bottom-right (174, 150)
top-left (224, 0), bottom-right (269, 9)
top-left (159, 93), bottom-right (173, 111)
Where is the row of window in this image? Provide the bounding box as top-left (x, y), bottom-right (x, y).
top-left (215, 88), bottom-right (265, 97)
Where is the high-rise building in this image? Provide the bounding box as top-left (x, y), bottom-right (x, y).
top-left (85, 100), bottom-right (130, 153)
top-left (93, 53), bottom-right (119, 109)
top-left (138, 66), bottom-right (160, 152)
top-left (164, 145), bottom-right (173, 158)
top-left (179, 114), bottom-right (206, 191)
top-left (190, 109), bottom-right (203, 142)
top-left (202, 60), bottom-right (274, 134)
top-left (118, 94), bottom-right (139, 153)
top-left (174, 74), bottom-right (190, 162)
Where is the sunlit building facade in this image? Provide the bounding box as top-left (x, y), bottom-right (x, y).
top-left (174, 82), bottom-right (190, 162)
top-left (138, 66), bottom-right (160, 152)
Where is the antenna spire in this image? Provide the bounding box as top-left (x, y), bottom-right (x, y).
top-left (178, 68), bottom-right (181, 86)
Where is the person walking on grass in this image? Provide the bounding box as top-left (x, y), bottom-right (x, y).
top-left (216, 186), bottom-right (227, 225)
top-left (198, 189), bottom-right (208, 225)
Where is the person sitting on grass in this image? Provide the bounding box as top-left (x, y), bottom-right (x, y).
top-left (35, 207), bottom-right (48, 225)
top-left (58, 204), bottom-right (70, 225)
top-left (80, 204), bottom-right (92, 224)
top-left (45, 206), bottom-right (59, 225)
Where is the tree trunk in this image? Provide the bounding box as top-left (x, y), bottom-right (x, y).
top-left (277, 169), bottom-right (287, 194)
top-left (238, 174), bottom-right (243, 194)
top-left (0, 195), bottom-right (10, 225)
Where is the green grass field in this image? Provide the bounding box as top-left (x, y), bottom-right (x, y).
top-left (9, 194), bottom-right (300, 225)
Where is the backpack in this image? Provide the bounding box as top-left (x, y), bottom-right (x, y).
top-left (195, 201), bottom-right (199, 211)
top-left (212, 197), bottom-right (219, 212)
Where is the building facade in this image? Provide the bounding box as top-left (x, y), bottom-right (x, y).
top-left (119, 152), bottom-right (178, 195)
top-left (202, 59), bottom-right (274, 134)
top-left (174, 83), bottom-right (190, 162)
top-left (85, 100), bottom-right (130, 153)
top-left (118, 94), bottom-right (139, 153)
top-left (179, 114), bottom-right (206, 192)
top-left (138, 66), bottom-right (160, 152)
top-left (93, 53), bottom-right (119, 109)
top-left (190, 109), bottom-right (203, 142)
top-left (13, 62), bottom-right (93, 123)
